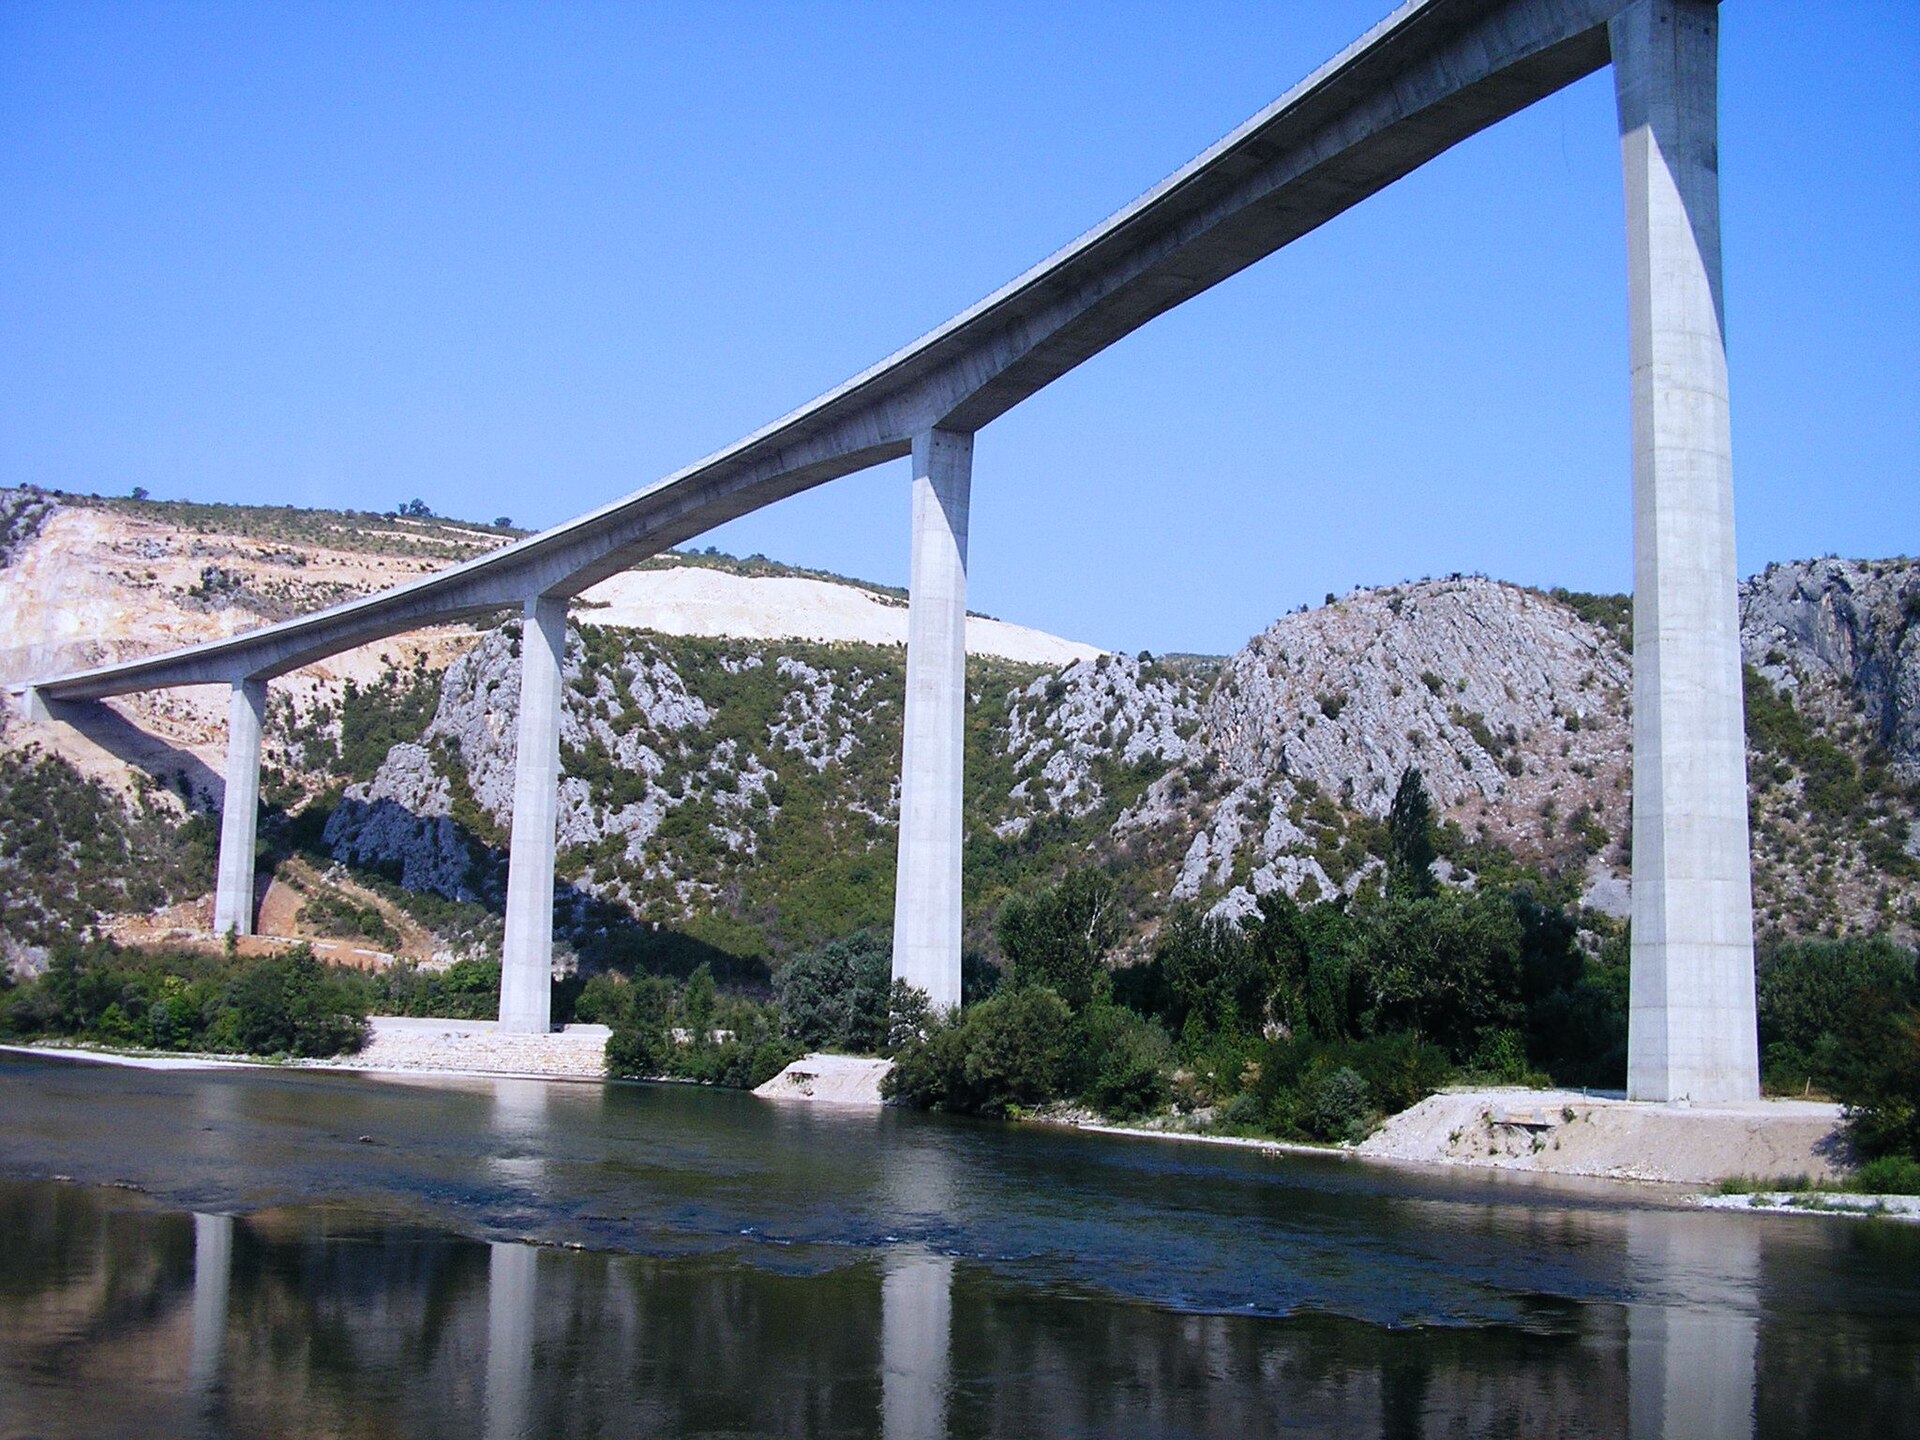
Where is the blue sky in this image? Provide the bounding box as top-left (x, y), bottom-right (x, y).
top-left (2, 2), bottom-right (1914, 656)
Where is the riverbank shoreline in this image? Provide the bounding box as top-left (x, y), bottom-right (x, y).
top-left (8, 1041), bottom-right (1913, 1219)
top-left (0, 1037), bottom-right (611, 1087)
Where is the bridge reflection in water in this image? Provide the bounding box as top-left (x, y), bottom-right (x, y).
top-left (486, 1242), bottom-right (538, 1440)
top-left (187, 1212), bottom-right (231, 1402)
top-left (1, 1166), bottom-right (1908, 1437)
top-left (1626, 1214), bottom-right (1760, 1440)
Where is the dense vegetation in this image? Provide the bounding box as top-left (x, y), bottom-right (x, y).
top-left (1757, 935), bottom-right (1920, 1183)
top-left (874, 777), bottom-right (1920, 1166)
top-left (884, 771), bottom-right (1627, 1140)
top-left (0, 748), bottom-right (214, 949)
top-left (581, 963), bottom-right (799, 1090)
top-left (1, 942), bottom-right (368, 1058)
top-left (1744, 666), bottom-right (1920, 928)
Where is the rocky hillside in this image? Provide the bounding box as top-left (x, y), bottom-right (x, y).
top-left (2, 484), bottom-right (1914, 969)
top-left (305, 563), bottom-right (1920, 964)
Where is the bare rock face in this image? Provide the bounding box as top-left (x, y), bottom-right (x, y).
top-left (290, 559), bottom-right (1916, 950)
top-left (1741, 557), bottom-right (1920, 779)
top-left (322, 742), bottom-right (475, 898)
top-left (1115, 579), bottom-right (1634, 914)
top-left (1210, 578), bottom-right (1629, 821)
top-left (997, 654), bottom-right (1201, 837)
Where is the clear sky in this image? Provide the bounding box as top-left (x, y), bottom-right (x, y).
top-left (2, 2), bottom-right (1914, 656)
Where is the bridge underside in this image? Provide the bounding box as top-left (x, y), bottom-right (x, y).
top-left (18, 0), bottom-right (1756, 1101)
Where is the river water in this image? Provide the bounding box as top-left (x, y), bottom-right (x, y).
top-left (0, 1052), bottom-right (1913, 1438)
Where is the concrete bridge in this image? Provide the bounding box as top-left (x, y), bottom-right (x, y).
top-left (14, 0), bottom-right (1759, 1102)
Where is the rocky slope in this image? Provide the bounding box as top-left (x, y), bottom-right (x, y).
top-left (2, 485), bottom-right (1914, 964)
top-left (315, 566), bottom-right (1916, 963)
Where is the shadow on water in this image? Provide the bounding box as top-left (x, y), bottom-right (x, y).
top-left (0, 1057), bottom-right (1917, 1438)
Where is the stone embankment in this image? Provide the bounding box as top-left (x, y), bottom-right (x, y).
top-left (1355, 1087), bottom-right (1849, 1185)
top-left (325, 1016), bottom-right (610, 1080)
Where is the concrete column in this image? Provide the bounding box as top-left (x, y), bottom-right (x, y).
top-left (499, 595), bottom-right (566, 1034)
top-left (891, 428), bottom-right (972, 1014)
top-left (1613, 0), bottom-right (1758, 1103)
top-left (213, 678), bottom-right (267, 938)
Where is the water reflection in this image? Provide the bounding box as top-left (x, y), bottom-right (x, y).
top-left (486, 1242), bottom-right (537, 1440)
top-left (1626, 1214), bottom-right (1760, 1440)
top-left (880, 1100), bottom-right (957, 1440)
top-left (2, 1056), bottom-right (1917, 1438)
top-left (187, 1212), bottom-right (231, 1398)
top-left (488, 1078), bottom-right (553, 1198)
top-left (882, 1250), bottom-right (953, 1440)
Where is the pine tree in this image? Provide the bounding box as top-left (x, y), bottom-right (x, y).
top-left (1387, 766), bottom-right (1438, 897)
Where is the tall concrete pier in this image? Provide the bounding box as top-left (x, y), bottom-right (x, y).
top-left (499, 595), bottom-right (567, 1034)
top-left (891, 429), bottom-right (973, 1013)
top-left (1614, 0), bottom-right (1758, 1101)
top-left (213, 678), bottom-right (266, 937)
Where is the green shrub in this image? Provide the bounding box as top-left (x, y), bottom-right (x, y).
top-left (1352, 887), bottom-right (1526, 1060)
top-left (226, 945), bottom-right (369, 1057)
top-left (885, 985), bottom-right (1075, 1116)
top-left (601, 966), bottom-right (797, 1089)
top-left (1, 941), bottom-right (366, 1058)
top-left (998, 870), bottom-right (1123, 1012)
top-left (1076, 1002), bottom-right (1173, 1119)
top-left (1833, 1000), bottom-right (1920, 1164)
top-left (368, 957), bottom-right (501, 1019)
top-left (775, 930), bottom-right (891, 1052)
top-left (1252, 1031), bottom-right (1450, 1142)
top-left (1302, 1065), bottom-right (1372, 1144)
top-left (1758, 936), bottom-right (1918, 1093)
top-left (1852, 1155), bottom-right (1920, 1195)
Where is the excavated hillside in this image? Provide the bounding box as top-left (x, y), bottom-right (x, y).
top-left (2, 485), bottom-right (1914, 967)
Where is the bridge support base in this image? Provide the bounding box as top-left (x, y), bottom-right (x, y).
top-left (213, 678), bottom-right (266, 938)
top-left (892, 429), bottom-right (972, 1014)
top-left (499, 595), bottom-right (566, 1034)
top-left (1614, 0), bottom-right (1758, 1102)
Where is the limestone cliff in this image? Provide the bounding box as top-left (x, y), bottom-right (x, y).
top-left (3, 485), bottom-right (1913, 960)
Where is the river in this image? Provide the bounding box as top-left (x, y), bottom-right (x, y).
top-left (0, 1051), bottom-right (1913, 1437)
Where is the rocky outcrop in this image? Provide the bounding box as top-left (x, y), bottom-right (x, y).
top-left (322, 743), bottom-right (475, 899)
top-left (18, 485), bottom-right (1904, 956)
top-left (1741, 556), bottom-right (1920, 779)
top-left (1118, 579), bottom-right (1633, 915)
top-left (0, 488), bottom-right (57, 569)
top-left (997, 655), bottom-right (1201, 838)
top-left (313, 563), bottom-right (1918, 950)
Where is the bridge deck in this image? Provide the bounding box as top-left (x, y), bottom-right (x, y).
top-left (22, 0), bottom-right (1622, 702)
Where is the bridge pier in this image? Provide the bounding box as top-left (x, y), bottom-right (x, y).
top-left (213, 678), bottom-right (266, 938)
top-left (891, 428), bottom-right (972, 1014)
top-left (1614, 0), bottom-right (1758, 1101)
top-left (499, 594), bottom-right (566, 1034)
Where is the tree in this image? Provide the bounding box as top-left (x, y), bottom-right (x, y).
top-left (1386, 767), bottom-right (1437, 897)
top-left (775, 931), bottom-right (891, 1051)
top-left (1758, 937), bottom-right (1919, 1091)
top-left (997, 868), bottom-right (1124, 1012)
top-left (1355, 888), bottom-right (1524, 1060)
